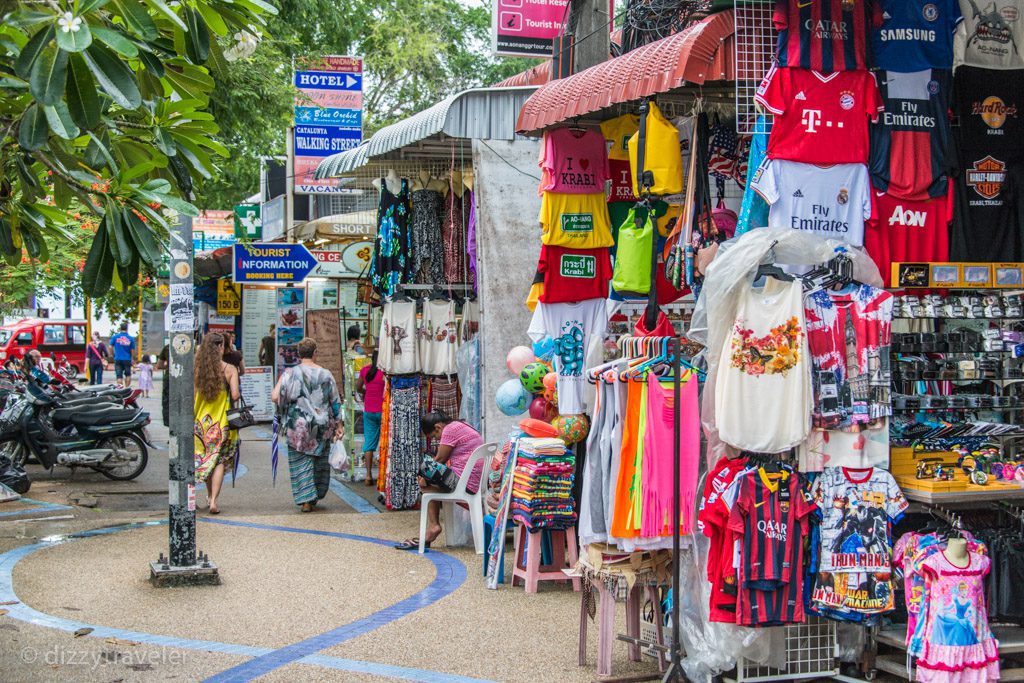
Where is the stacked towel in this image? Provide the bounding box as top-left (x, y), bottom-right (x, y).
top-left (512, 438), bottom-right (576, 530)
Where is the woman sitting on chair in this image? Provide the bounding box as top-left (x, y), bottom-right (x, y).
top-left (394, 412), bottom-right (483, 550)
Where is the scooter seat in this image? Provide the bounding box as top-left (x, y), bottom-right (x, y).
top-left (72, 387), bottom-right (131, 400)
top-left (52, 405), bottom-right (139, 425)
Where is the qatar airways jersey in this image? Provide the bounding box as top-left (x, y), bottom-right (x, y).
top-left (869, 69), bottom-right (952, 201)
top-left (751, 159), bottom-right (872, 246)
top-left (774, 0), bottom-right (879, 72)
top-left (872, 0), bottom-right (962, 71)
top-left (865, 187), bottom-right (952, 286)
top-left (756, 66), bottom-right (884, 164)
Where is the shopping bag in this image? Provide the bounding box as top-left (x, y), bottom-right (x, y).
top-left (329, 440), bottom-right (349, 472)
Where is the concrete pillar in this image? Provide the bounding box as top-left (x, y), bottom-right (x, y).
top-left (471, 137), bottom-right (543, 443)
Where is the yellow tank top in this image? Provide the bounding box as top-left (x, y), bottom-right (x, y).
top-left (539, 192), bottom-right (614, 249)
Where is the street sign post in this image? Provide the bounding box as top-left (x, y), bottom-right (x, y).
top-left (232, 243), bottom-right (318, 284)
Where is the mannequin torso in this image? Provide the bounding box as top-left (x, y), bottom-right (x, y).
top-left (945, 537), bottom-right (969, 565)
top-left (372, 169), bottom-right (404, 195)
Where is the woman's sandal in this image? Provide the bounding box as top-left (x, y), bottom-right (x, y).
top-left (393, 538), bottom-right (429, 551)
top-left (300, 502), bottom-right (314, 513)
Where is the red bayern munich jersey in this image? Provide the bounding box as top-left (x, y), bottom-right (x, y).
top-left (756, 66), bottom-right (884, 164)
top-left (865, 184), bottom-right (952, 286)
top-left (774, 0), bottom-right (881, 72)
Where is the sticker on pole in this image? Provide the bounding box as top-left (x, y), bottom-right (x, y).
top-left (232, 243), bottom-right (318, 284)
top-left (187, 484), bottom-right (196, 512)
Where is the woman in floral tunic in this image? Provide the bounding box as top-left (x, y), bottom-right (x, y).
top-left (271, 338), bottom-right (343, 512)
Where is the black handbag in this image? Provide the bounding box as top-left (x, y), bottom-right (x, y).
top-left (227, 396), bottom-right (255, 430)
top-left (419, 457), bottom-right (458, 493)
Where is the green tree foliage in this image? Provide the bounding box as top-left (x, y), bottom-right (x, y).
top-left (199, 0), bottom-right (537, 208)
top-left (0, 0), bottom-right (276, 297)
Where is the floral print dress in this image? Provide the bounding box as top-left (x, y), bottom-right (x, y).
top-left (277, 364), bottom-right (341, 505)
top-left (371, 178), bottom-right (413, 297)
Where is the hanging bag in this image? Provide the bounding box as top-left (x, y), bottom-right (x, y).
top-left (227, 395), bottom-right (255, 430)
top-left (612, 208), bottom-right (654, 294)
top-left (627, 102), bottom-right (683, 197)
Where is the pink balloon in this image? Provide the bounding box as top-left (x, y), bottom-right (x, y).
top-left (506, 346), bottom-right (536, 375)
top-left (528, 396), bottom-right (550, 421)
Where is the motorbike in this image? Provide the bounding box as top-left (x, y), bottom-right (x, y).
top-left (0, 380), bottom-right (151, 480)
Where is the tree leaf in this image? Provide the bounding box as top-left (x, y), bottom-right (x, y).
top-left (115, 249), bottom-right (140, 291)
top-left (86, 131), bottom-right (118, 174)
top-left (140, 0), bottom-right (187, 31)
top-left (82, 43), bottom-right (141, 108)
top-left (29, 45), bottom-right (69, 106)
top-left (104, 199), bottom-right (132, 267)
top-left (137, 50), bottom-right (164, 78)
top-left (17, 103), bottom-right (48, 151)
top-left (90, 26), bottom-right (138, 58)
top-left (55, 21), bottom-right (93, 53)
top-left (82, 225), bottom-right (113, 296)
top-left (195, 3), bottom-right (228, 36)
top-left (78, 0), bottom-right (114, 14)
top-left (0, 217), bottom-right (17, 256)
top-left (14, 25), bottom-right (55, 80)
top-left (43, 102), bottom-right (80, 139)
top-left (65, 52), bottom-right (100, 129)
top-left (112, 0), bottom-right (158, 40)
top-left (122, 207), bottom-right (162, 268)
top-left (183, 8), bottom-right (210, 64)
top-left (152, 127), bottom-right (175, 156)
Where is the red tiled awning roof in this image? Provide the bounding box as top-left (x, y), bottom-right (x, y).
top-left (494, 61), bottom-right (552, 88)
top-left (516, 10), bottom-right (735, 133)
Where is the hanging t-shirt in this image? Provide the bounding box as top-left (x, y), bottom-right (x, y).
top-left (810, 467), bottom-right (908, 614)
top-left (528, 299), bottom-right (609, 415)
top-left (803, 284), bottom-right (894, 431)
top-left (773, 0), bottom-right (879, 72)
top-left (378, 300), bottom-right (419, 374)
top-left (715, 276), bottom-right (812, 453)
top-left (600, 114), bottom-right (639, 161)
top-left (798, 425), bottom-right (891, 471)
top-left (953, 66), bottom-right (1024, 159)
top-left (459, 299), bottom-right (480, 342)
top-left (864, 188), bottom-right (952, 285)
top-left (540, 127), bottom-right (611, 194)
top-left (697, 456), bottom-right (751, 622)
top-left (870, 69), bottom-right (952, 201)
top-left (756, 66), bottom-right (884, 164)
top-left (872, 0), bottom-right (962, 71)
top-left (419, 299), bottom-right (458, 376)
top-left (539, 192), bottom-right (614, 249)
top-left (751, 159), bottom-right (872, 246)
top-left (954, 0), bottom-right (1024, 70)
top-left (607, 159), bottom-right (639, 202)
top-left (951, 152), bottom-right (1023, 261)
top-left (536, 245), bottom-right (612, 304)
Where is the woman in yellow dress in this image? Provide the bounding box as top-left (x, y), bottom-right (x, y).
top-left (194, 333), bottom-right (240, 514)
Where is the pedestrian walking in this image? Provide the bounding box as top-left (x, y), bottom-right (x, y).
top-left (258, 325), bottom-right (275, 367)
top-left (156, 344), bottom-right (169, 426)
top-left (109, 323), bottom-right (136, 388)
top-left (86, 332), bottom-right (108, 385)
top-left (137, 355), bottom-right (154, 397)
top-left (222, 332), bottom-right (245, 372)
top-left (271, 337), bottom-right (343, 513)
top-left (355, 349), bottom-right (384, 486)
top-left (193, 333), bottom-right (240, 515)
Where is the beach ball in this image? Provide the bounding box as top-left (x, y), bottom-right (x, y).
top-left (533, 336), bottom-right (555, 361)
top-left (552, 414), bottom-right (590, 445)
top-left (519, 362), bottom-right (548, 394)
top-left (496, 379), bottom-right (531, 416)
top-left (506, 346), bottom-right (536, 375)
top-left (528, 396), bottom-right (550, 421)
top-left (544, 385), bottom-right (558, 406)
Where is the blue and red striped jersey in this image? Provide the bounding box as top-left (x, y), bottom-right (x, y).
top-left (774, 0), bottom-right (881, 73)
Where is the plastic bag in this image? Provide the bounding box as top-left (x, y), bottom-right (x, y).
top-left (687, 229), bottom-right (882, 467)
top-left (328, 440), bottom-right (349, 473)
top-left (0, 454), bottom-right (30, 494)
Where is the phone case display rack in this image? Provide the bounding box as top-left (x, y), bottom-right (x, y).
top-left (889, 288), bottom-right (1024, 504)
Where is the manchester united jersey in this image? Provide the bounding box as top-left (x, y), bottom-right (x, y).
top-left (756, 66), bottom-right (884, 164)
top-left (865, 186), bottom-right (952, 285)
top-left (872, 0), bottom-right (962, 71)
top-left (870, 69), bottom-right (952, 200)
top-left (774, 0), bottom-right (879, 72)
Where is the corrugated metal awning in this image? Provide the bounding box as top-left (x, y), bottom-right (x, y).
top-left (516, 11), bottom-right (735, 133)
top-left (315, 86), bottom-right (538, 179)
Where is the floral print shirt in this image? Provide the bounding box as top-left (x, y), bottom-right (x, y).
top-left (277, 364), bottom-right (341, 455)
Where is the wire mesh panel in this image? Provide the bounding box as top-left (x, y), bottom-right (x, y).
top-left (733, 0), bottom-right (776, 134)
top-left (732, 618), bottom-right (840, 682)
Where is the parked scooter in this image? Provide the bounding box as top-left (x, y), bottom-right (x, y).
top-left (0, 380), bottom-right (151, 480)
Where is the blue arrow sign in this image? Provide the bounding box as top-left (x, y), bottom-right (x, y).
top-left (232, 243), bottom-right (318, 284)
top-left (294, 70), bottom-right (362, 91)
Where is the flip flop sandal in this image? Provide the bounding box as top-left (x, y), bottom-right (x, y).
top-left (393, 538), bottom-right (429, 551)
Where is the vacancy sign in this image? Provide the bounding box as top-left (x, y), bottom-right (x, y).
top-left (493, 0), bottom-right (570, 57)
top-left (293, 56), bottom-right (363, 195)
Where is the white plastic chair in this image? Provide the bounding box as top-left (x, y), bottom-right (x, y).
top-left (419, 442), bottom-right (497, 555)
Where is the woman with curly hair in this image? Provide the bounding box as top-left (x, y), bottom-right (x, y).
top-left (271, 338), bottom-right (344, 512)
top-left (193, 333), bottom-right (240, 514)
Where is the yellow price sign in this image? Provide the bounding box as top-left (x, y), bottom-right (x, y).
top-left (217, 280), bottom-right (241, 315)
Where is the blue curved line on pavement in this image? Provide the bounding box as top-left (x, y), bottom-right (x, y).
top-left (0, 519), bottom-right (490, 683)
top-left (0, 498), bottom-right (73, 518)
top-left (327, 477), bottom-right (380, 514)
top-left (200, 517), bottom-right (467, 682)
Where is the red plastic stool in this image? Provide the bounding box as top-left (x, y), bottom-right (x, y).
top-left (511, 524), bottom-right (581, 594)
